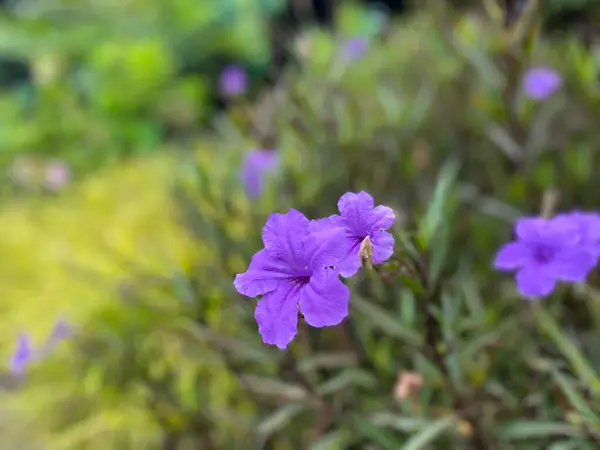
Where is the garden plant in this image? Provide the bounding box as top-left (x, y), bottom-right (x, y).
top-left (1, 1), bottom-right (600, 449)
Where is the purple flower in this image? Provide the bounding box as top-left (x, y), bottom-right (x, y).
top-left (311, 192), bottom-right (395, 277)
top-left (494, 216), bottom-right (596, 297)
top-left (44, 159), bottom-right (70, 191)
top-left (342, 36), bottom-right (369, 60)
top-left (49, 316), bottom-right (71, 341)
top-left (219, 64), bottom-right (248, 97)
top-left (10, 332), bottom-right (32, 375)
top-left (37, 316), bottom-right (72, 357)
top-left (522, 67), bottom-right (563, 101)
top-left (241, 149), bottom-right (279, 198)
top-left (234, 209), bottom-right (349, 349)
top-left (553, 211), bottom-right (600, 261)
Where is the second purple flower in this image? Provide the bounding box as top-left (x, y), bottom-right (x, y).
top-left (311, 191), bottom-right (395, 277)
top-left (219, 64), bottom-right (248, 97)
top-left (241, 149), bottom-right (279, 199)
top-left (494, 216), bottom-right (596, 297)
top-left (342, 36), bottom-right (369, 60)
top-left (522, 67), bottom-right (563, 101)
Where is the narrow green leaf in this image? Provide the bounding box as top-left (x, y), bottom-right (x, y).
top-left (550, 369), bottom-right (597, 420)
top-left (548, 439), bottom-right (593, 450)
top-left (356, 421), bottom-right (404, 450)
top-left (499, 421), bottom-right (582, 440)
top-left (427, 224), bottom-right (450, 284)
top-left (413, 352), bottom-right (445, 385)
top-left (403, 84), bottom-right (435, 132)
top-left (457, 46), bottom-right (503, 88)
top-left (461, 318), bottom-right (516, 359)
top-left (534, 307), bottom-right (600, 391)
top-left (238, 374), bottom-right (308, 401)
top-left (393, 230), bottom-right (421, 262)
top-left (377, 86), bottom-right (405, 124)
top-left (255, 403), bottom-right (306, 439)
top-left (182, 323), bottom-right (272, 363)
top-left (310, 430), bottom-right (348, 450)
top-left (484, 124), bottom-right (522, 162)
top-left (397, 274), bottom-right (426, 296)
top-left (370, 412), bottom-right (429, 432)
top-left (316, 369), bottom-right (377, 396)
top-left (170, 271), bottom-right (196, 305)
top-left (298, 352), bottom-right (357, 373)
top-left (399, 289), bottom-right (417, 328)
top-left (402, 415), bottom-right (458, 450)
top-left (417, 160), bottom-right (460, 250)
top-left (352, 294), bottom-right (422, 346)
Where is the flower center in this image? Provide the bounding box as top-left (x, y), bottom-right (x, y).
top-left (290, 275), bottom-right (310, 287)
top-left (352, 235), bottom-right (366, 248)
top-left (533, 245), bottom-right (554, 264)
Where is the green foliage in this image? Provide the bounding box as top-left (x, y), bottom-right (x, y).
top-left (0, 0), bottom-right (285, 186)
top-left (547, 0), bottom-right (598, 14)
top-left (0, 152), bottom-right (263, 448)
top-left (3, 2), bottom-right (600, 449)
top-left (188, 4), bottom-right (600, 448)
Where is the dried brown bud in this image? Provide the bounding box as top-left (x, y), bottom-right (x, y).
top-left (394, 372), bottom-right (423, 401)
top-left (359, 236), bottom-right (373, 270)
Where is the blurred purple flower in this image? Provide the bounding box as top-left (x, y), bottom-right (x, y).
top-left (219, 64), bottom-right (248, 97)
top-left (49, 316), bottom-right (71, 341)
top-left (522, 67), bottom-right (563, 100)
top-left (241, 149), bottom-right (279, 198)
top-left (10, 332), bottom-right (32, 375)
top-left (311, 191), bottom-right (395, 277)
top-left (37, 316), bottom-right (72, 357)
top-left (234, 209), bottom-right (349, 349)
top-left (342, 36), bottom-right (369, 60)
top-left (494, 216), bottom-right (596, 297)
top-left (44, 159), bottom-right (70, 191)
top-left (553, 211), bottom-right (600, 262)
top-left (7, 317), bottom-right (72, 377)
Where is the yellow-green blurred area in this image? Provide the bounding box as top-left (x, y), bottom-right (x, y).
top-left (0, 148), bottom-right (267, 449)
top-left (2, 0), bottom-right (600, 448)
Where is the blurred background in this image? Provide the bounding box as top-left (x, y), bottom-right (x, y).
top-left (1, 0), bottom-right (600, 448)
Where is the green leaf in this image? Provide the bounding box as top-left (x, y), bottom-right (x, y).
top-left (455, 47), bottom-right (503, 88)
top-left (316, 369), bottom-right (377, 396)
top-left (183, 323), bottom-right (272, 363)
top-left (336, 2), bottom-right (384, 38)
top-left (417, 160), bottom-right (460, 250)
top-left (393, 230), bottom-right (421, 263)
top-left (370, 413), bottom-right (429, 432)
top-left (427, 224), bottom-right (450, 285)
top-left (534, 307), bottom-right (600, 392)
top-left (255, 403), bottom-right (306, 441)
top-left (397, 273), bottom-right (426, 296)
top-left (298, 352), bottom-right (357, 373)
top-left (499, 421), bottom-right (582, 440)
top-left (548, 439), bottom-right (593, 450)
top-left (352, 294), bottom-right (422, 346)
top-left (257, 0), bottom-right (287, 14)
top-left (356, 420), bottom-right (404, 450)
top-left (237, 374), bottom-right (309, 401)
top-left (402, 415), bottom-right (458, 450)
top-left (403, 84), bottom-right (436, 133)
top-left (399, 289), bottom-right (417, 328)
top-left (310, 430), bottom-right (348, 450)
top-left (461, 317), bottom-right (516, 359)
top-left (550, 368), bottom-right (597, 420)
